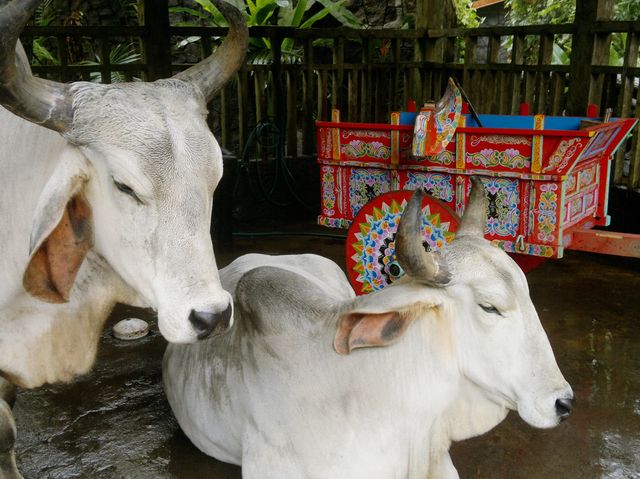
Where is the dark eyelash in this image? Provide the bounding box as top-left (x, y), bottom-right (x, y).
top-left (113, 179), bottom-right (143, 204)
top-left (479, 304), bottom-right (502, 316)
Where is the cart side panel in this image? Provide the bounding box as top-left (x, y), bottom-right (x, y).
top-left (339, 129), bottom-right (393, 166)
top-left (347, 167), bottom-right (394, 220)
top-left (397, 171), bottom-right (456, 207)
top-left (318, 164), bottom-right (351, 229)
top-left (563, 159), bottom-right (600, 230)
top-left (481, 176), bottom-right (522, 241)
top-left (531, 180), bottom-right (563, 250)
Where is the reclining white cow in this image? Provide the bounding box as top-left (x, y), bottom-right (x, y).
top-left (0, 0), bottom-right (247, 476)
top-left (164, 179), bottom-right (575, 479)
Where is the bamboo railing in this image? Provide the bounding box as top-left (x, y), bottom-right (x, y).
top-left (20, 17), bottom-right (640, 190)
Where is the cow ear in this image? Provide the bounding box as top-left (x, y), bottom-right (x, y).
top-left (333, 310), bottom-right (416, 355)
top-left (333, 283), bottom-right (440, 355)
top-left (22, 150), bottom-right (93, 304)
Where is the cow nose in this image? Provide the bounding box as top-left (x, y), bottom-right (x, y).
top-left (189, 303), bottom-right (233, 339)
top-left (555, 396), bottom-right (574, 421)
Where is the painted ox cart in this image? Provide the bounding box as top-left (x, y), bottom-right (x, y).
top-left (316, 81), bottom-right (639, 294)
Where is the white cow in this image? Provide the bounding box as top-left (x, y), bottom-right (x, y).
top-left (164, 179), bottom-right (575, 479)
top-left (0, 0), bottom-right (247, 476)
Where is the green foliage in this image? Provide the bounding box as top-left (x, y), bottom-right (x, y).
top-left (171, 0), bottom-right (361, 64)
top-left (614, 0), bottom-right (640, 20)
top-left (29, 0), bottom-right (142, 81)
top-left (31, 0), bottom-right (60, 66)
top-left (452, 0), bottom-right (481, 28)
top-left (504, 0), bottom-right (639, 66)
top-left (78, 43), bottom-right (142, 83)
top-left (113, 0), bottom-right (142, 25)
top-left (504, 0), bottom-right (574, 25)
top-left (505, 0), bottom-right (640, 25)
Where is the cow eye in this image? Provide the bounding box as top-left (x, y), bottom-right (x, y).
top-left (113, 178), bottom-right (142, 204)
top-left (479, 303), bottom-right (502, 316)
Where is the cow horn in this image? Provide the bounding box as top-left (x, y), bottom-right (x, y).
top-left (456, 177), bottom-right (488, 238)
top-left (174, 0), bottom-right (248, 102)
top-left (0, 0), bottom-right (73, 133)
top-left (395, 189), bottom-right (450, 285)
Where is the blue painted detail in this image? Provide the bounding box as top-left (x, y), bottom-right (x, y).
top-left (464, 114), bottom-right (598, 131)
top-left (399, 112), bottom-right (418, 125)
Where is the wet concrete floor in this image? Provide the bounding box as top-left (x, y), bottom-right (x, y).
top-left (12, 226), bottom-right (640, 478)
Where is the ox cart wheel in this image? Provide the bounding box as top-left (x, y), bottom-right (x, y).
top-left (345, 190), bottom-right (549, 295)
top-left (345, 191), bottom-right (459, 295)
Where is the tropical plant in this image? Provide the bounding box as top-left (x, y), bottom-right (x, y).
top-left (77, 42), bottom-right (142, 83)
top-left (172, 0), bottom-right (360, 64)
top-left (28, 0), bottom-right (142, 81)
top-left (31, 0), bottom-right (60, 66)
top-left (452, 0), bottom-right (481, 28)
top-left (504, 0), bottom-right (639, 66)
top-left (113, 0), bottom-right (142, 25)
top-left (504, 0), bottom-right (574, 25)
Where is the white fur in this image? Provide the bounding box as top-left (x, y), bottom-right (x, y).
top-left (0, 78), bottom-right (231, 388)
top-left (164, 242), bottom-right (573, 478)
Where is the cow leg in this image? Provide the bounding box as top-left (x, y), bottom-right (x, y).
top-left (0, 379), bottom-right (22, 479)
top-left (0, 380), bottom-right (15, 410)
top-left (428, 452), bottom-right (459, 479)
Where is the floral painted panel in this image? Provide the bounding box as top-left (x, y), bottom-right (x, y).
top-left (481, 177), bottom-right (520, 238)
top-left (341, 130), bottom-right (391, 163)
top-left (403, 172), bottom-right (454, 203)
top-left (536, 183), bottom-right (559, 243)
top-left (349, 169), bottom-right (392, 218)
top-left (468, 148), bottom-right (530, 170)
top-left (321, 165), bottom-right (337, 217)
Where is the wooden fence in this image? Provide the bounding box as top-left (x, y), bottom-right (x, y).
top-left (20, 14), bottom-right (640, 190)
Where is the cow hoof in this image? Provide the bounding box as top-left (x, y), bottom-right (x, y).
top-left (0, 400), bottom-right (22, 479)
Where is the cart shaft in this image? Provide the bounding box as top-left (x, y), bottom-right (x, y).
top-left (565, 228), bottom-right (640, 258)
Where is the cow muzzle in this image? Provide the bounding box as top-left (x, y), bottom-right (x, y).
top-left (518, 383), bottom-right (574, 429)
top-left (189, 302), bottom-right (233, 340)
top-left (555, 395), bottom-right (574, 421)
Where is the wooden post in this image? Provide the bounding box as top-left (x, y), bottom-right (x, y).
top-left (463, 36), bottom-right (477, 106)
top-left (237, 67), bottom-right (248, 155)
top-left (333, 37), bottom-right (345, 116)
top-left (566, 0), bottom-right (613, 115)
top-left (302, 38), bottom-right (315, 154)
top-left (535, 33), bottom-right (553, 114)
top-left (487, 34), bottom-right (501, 113)
top-left (415, 0), bottom-right (457, 100)
top-left (286, 71), bottom-right (298, 158)
top-left (361, 37), bottom-right (371, 121)
top-left (143, 0), bottom-right (171, 80)
top-left (271, 33), bottom-right (284, 137)
top-left (510, 34), bottom-right (525, 115)
top-left (618, 32), bottom-right (640, 188)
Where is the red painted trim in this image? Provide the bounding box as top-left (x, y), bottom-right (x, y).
top-left (595, 154), bottom-right (612, 225)
top-left (510, 254), bottom-right (547, 273)
top-left (457, 127), bottom-right (594, 137)
top-left (317, 122), bottom-right (597, 138)
top-left (316, 121), bottom-right (413, 131)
